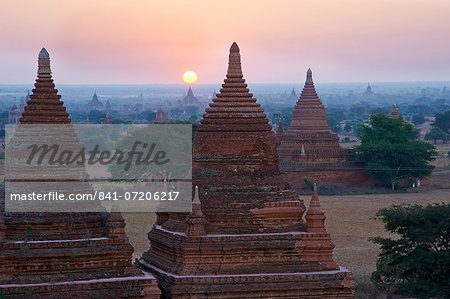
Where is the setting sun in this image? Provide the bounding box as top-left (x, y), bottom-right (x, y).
top-left (183, 71), bottom-right (197, 84)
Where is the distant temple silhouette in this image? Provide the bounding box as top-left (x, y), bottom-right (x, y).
top-left (390, 104), bottom-right (399, 118)
top-left (86, 91), bottom-right (103, 110)
top-left (154, 106), bottom-right (166, 123)
top-left (277, 68), bottom-right (374, 187)
top-left (181, 86), bottom-right (199, 107)
top-left (363, 83), bottom-right (375, 97)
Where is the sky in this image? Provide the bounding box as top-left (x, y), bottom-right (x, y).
top-left (1, 0), bottom-right (450, 84)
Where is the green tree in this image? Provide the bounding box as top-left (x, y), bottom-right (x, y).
top-left (412, 114), bottom-right (425, 126)
top-left (425, 127), bottom-right (448, 144)
top-left (353, 114), bottom-right (437, 190)
top-left (371, 203), bottom-right (450, 298)
top-left (432, 110), bottom-right (450, 137)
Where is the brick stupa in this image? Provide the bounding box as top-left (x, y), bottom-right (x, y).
top-left (0, 48), bottom-right (160, 298)
top-left (390, 104), bottom-right (399, 118)
top-left (138, 42), bottom-right (355, 298)
top-left (278, 69), bottom-right (373, 187)
top-left (154, 106), bottom-right (166, 123)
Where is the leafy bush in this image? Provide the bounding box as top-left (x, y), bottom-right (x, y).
top-left (371, 203), bottom-right (450, 298)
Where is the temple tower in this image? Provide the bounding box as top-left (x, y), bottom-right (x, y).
top-left (139, 42), bottom-right (355, 298)
top-left (390, 104), bottom-right (399, 118)
top-left (0, 48), bottom-right (160, 298)
top-left (8, 102), bottom-right (21, 124)
top-left (277, 69), bottom-right (373, 187)
top-left (154, 106), bottom-right (166, 123)
top-left (181, 87), bottom-right (199, 107)
top-left (105, 99), bottom-right (112, 113)
top-left (104, 112), bottom-right (112, 124)
top-left (86, 91), bottom-right (103, 111)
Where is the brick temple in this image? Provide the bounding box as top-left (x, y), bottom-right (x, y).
top-left (390, 104), bottom-right (399, 118)
top-left (138, 42), bottom-right (355, 298)
top-left (277, 69), bottom-right (373, 187)
top-left (0, 48), bottom-right (160, 298)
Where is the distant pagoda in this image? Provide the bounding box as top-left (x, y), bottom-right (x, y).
top-left (104, 112), bottom-right (112, 124)
top-left (0, 48), bottom-right (160, 298)
top-left (86, 91), bottom-right (103, 111)
top-left (138, 42), bottom-right (355, 298)
top-left (287, 88), bottom-right (298, 102)
top-left (181, 86), bottom-right (199, 107)
top-left (363, 83), bottom-right (374, 97)
top-left (277, 69), bottom-right (373, 187)
top-left (390, 104), bottom-right (399, 118)
top-left (8, 102), bottom-right (21, 124)
top-left (154, 106), bottom-right (165, 123)
top-left (105, 99), bottom-right (112, 113)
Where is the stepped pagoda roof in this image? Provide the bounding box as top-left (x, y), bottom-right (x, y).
top-left (20, 48), bottom-right (70, 124)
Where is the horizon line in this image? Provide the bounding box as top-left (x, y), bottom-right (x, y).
top-left (1, 80), bottom-right (450, 86)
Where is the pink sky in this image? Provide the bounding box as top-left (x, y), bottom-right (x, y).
top-left (1, 0), bottom-right (449, 84)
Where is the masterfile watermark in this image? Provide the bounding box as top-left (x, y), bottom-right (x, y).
top-left (5, 124), bottom-right (192, 212)
top-left (26, 141), bottom-right (170, 171)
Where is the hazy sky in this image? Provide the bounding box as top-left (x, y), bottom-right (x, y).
top-left (1, 0), bottom-right (449, 84)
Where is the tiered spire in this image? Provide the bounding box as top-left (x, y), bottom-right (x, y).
top-left (277, 68), bottom-right (350, 169)
top-left (104, 112), bottom-right (112, 124)
top-left (194, 42), bottom-right (277, 172)
top-left (305, 184), bottom-right (326, 233)
top-left (390, 104), bottom-right (399, 118)
top-left (277, 119), bottom-right (284, 134)
top-left (289, 68), bottom-right (331, 133)
top-left (186, 186), bottom-right (206, 236)
top-left (105, 99), bottom-right (111, 113)
top-left (25, 90), bottom-right (31, 102)
top-left (154, 106), bottom-right (165, 123)
top-left (20, 48), bottom-right (70, 124)
top-left (198, 42), bottom-right (272, 133)
top-left (187, 86), bottom-right (194, 97)
top-left (108, 203), bottom-right (129, 241)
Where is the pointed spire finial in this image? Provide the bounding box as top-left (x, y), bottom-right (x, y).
top-left (277, 119), bottom-right (284, 133)
top-left (227, 42), bottom-right (243, 78)
top-left (230, 42), bottom-right (240, 53)
top-left (306, 68), bottom-right (313, 83)
top-left (104, 112), bottom-right (112, 124)
top-left (193, 185), bottom-right (200, 204)
top-left (39, 48), bottom-right (49, 59)
top-left (310, 182), bottom-right (321, 209)
top-left (38, 48), bottom-right (51, 74)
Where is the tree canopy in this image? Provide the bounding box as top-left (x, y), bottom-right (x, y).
top-left (433, 110), bottom-right (450, 136)
top-left (353, 114), bottom-right (437, 190)
top-left (371, 203), bottom-right (450, 298)
top-left (425, 127), bottom-right (448, 144)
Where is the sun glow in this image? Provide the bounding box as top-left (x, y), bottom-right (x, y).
top-left (183, 71), bottom-right (197, 84)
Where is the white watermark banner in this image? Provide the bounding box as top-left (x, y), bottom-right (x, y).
top-left (5, 124), bottom-right (192, 212)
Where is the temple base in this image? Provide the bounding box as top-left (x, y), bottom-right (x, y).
top-left (0, 271), bottom-right (160, 299)
top-left (138, 259), bottom-right (355, 299)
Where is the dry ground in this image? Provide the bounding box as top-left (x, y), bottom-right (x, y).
top-left (319, 188), bottom-right (449, 297)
